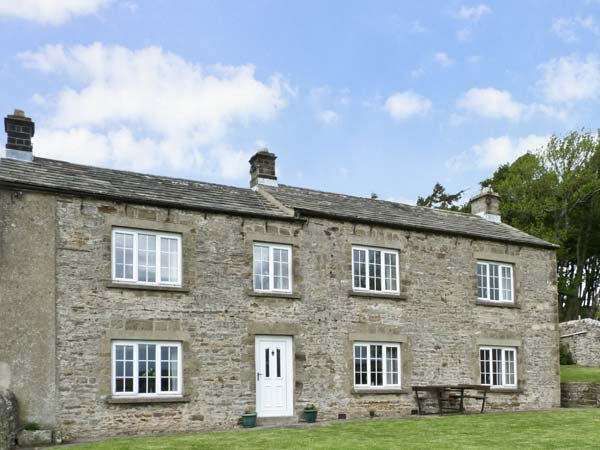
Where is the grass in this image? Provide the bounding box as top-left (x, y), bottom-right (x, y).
top-left (62, 409), bottom-right (600, 450)
top-left (561, 364), bottom-right (600, 382)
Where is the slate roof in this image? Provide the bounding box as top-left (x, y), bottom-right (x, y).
top-left (263, 184), bottom-right (557, 249)
top-left (0, 156), bottom-right (557, 249)
top-left (0, 157), bottom-right (288, 219)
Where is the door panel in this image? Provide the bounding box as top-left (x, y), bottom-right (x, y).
top-left (255, 336), bottom-right (293, 417)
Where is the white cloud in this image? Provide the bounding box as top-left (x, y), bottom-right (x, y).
top-left (411, 20), bottom-right (426, 33)
top-left (456, 28), bottom-right (471, 41)
top-left (457, 4), bottom-right (491, 21)
top-left (552, 16), bottom-right (600, 42)
top-left (410, 67), bottom-right (425, 79)
top-left (434, 52), bottom-right (454, 67)
top-left (538, 54), bottom-right (600, 102)
top-left (446, 135), bottom-right (548, 171)
top-left (318, 110), bottom-right (339, 125)
top-left (384, 91), bottom-right (432, 121)
top-left (20, 43), bottom-right (290, 179)
top-left (457, 88), bottom-right (524, 120)
top-left (0, 0), bottom-right (111, 25)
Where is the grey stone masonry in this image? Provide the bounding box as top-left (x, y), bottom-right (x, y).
top-left (559, 319), bottom-right (600, 366)
top-left (560, 382), bottom-right (600, 408)
top-left (0, 390), bottom-right (18, 450)
top-left (0, 152), bottom-right (560, 441)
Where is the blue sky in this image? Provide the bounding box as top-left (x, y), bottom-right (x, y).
top-left (1, 1), bottom-right (600, 203)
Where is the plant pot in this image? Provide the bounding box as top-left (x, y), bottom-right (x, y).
top-left (304, 409), bottom-right (318, 423)
top-left (241, 413), bottom-right (257, 428)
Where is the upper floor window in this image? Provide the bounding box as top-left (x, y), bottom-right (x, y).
top-left (352, 246), bottom-right (399, 293)
top-left (479, 346), bottom-right (516, 388)
top-left (253, 243), bottom-right (292, 293)
top-left (112, 340), bottom-right (182, 397)
top-left (112, 228), bottom-right (182, 286)
top-left (477, 261), bottom-right (513, 302)
top-left (353, 342), bottom-right (401, 389)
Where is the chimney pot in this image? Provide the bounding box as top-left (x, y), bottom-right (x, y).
top-left (4, 109), bottom-right (34, 162)
top-left (249, 148), bottom-right (278, 189)
top-left (469, 187), bottom-right (501, 222)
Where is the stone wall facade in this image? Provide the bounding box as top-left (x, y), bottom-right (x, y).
top-left (0, 190), bottom-right (560, 440)
top-left (559, 319), bottom-right (600, 366)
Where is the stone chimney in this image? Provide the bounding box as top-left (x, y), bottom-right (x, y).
top-left (249, 148), bottom-right (278, 189)
top-left (469, 187), bottom-right (501, 223)
top-left (4, 109), bottom-right (34, 162)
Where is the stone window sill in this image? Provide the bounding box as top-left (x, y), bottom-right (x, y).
top-left (105, 395), bottom-right (191, 404)
top-left (247, 291), bottom-right (302, 300)
top-left (352, 388), bottom-right (409, 395)
top-left (106, 282), bottom-right (190, 293)
top-left (348, 291), bottom-right (407, 301)
top-left (488, 388), bottom-right (523, 394)
top-left (475, 300), bottom-right (520, 309)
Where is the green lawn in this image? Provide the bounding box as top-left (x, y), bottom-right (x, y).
top-left (561, 364), bottom-right (600, 382)
top-left (63, 409), bottom-right (600, 450)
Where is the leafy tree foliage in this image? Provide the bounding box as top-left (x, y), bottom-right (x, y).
top-left (416, 182), bottom-right (469, 212)
top-left (483, 131), bottom-right (600, 321)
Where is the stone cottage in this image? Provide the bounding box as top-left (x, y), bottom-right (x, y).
top-left (0, 110), bottom-right (560, 440)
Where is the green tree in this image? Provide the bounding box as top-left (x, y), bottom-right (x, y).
top-left (484, 131), bottom-right (600, 321)
top-left (417, 182), bottom-right (468, 212)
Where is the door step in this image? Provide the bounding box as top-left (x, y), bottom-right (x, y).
top-left (257, 416), bottom-right (298, 427)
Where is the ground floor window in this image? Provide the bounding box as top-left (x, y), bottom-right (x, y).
top-left (112, 340), bottom-right (182, 397)
top-left (353, 342), bottom-right (401, 389)
top-left (479, 346), bottom-right (517, 388)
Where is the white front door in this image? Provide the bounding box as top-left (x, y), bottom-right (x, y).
top-left (255, 335), bottom-right (293, 417)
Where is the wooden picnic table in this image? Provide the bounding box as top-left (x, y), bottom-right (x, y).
top-left (412, 384), bottom-right (491, 415)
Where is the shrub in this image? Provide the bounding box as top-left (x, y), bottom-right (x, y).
top-left (23, 422), bottom-right (41, 431)
top-left (560, 343), bottom-right (575, 365)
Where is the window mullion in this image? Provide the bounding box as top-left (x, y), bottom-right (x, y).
top-left (157, 344), bottom-right (163, 394)
top-left (365, 250), bottom-right (370, 291)
top-left (382, 345), bottom-right (387, 387)
top-left (133, 344), bottom-right (139, 395)
top-left (366, 345), bottom-right (371, 388)
top-left (132, 232), bottom-right (138, 282)
top-left (156, 235), bottom-right (162, 284)
top-left (486, 263), bottom-right (491, 300)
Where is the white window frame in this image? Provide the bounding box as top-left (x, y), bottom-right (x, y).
top-left (352, 246), bottom-right (400, 294)
top-left (353, 342), bottom-right (401, 390)
top-left (111, 340), bottom-right (183, 398)
top-left (252, 242), bottom-right (293, 294)
top-left (477, 260), bottom-right (514, 303)
top-left (111, 228), bottom-right (183, 287)
top-left (479, 346), bottom-right (517, 389)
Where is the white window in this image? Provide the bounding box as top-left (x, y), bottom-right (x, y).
top-left (112, 228), bottom-right (182, 286)
top-left (253, 243), bottom-right (292, 293)
top-left (479, 347), bottom-right (517, 388)
top-left (477, 261), bottom-right (513, 302)
top-left (352, 246), bottom-right (399, 293)
top-left (112, 341), bottom-right (182, 397)
top-left (353, 342), bottom-right (401, 389)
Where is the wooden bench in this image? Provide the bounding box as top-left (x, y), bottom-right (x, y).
top-left (412, 384), bottom-right (490, 415)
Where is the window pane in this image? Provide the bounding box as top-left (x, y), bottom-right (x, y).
top-left (353, 249), bottom-right (366, 289)
top-left (253, 245), bottom-right (270, 290)
top-left (370, 344), bottom-right (383, 386)
top-left (272, 248), bottom-right (289, 291)
top-left (480, 349), bottom-right (490, 385)
top-left (386, 346), bottom-right (399, 385)
top-left (368, 250), bottom-right (382, 291)
top-left (114, 344), bottom-right (135, 393)
top-left (489, 264), bottom-right (500, 300)
top-left (477, 263), bottom-right (488, 299)
top-left (384, 253), bottom-right (398, 291)
top-left (114, 232), bottom-right (134, 280)
top-left (138, 344), bottom-right (156, 394)
top-left (492, 348), bottom-right (502, 386)
top-left (160, 237), bottom-right (179, 283)
top-left (501, 266), bottom-right (513, 301)
top-left (159, 345), bottom-right (179, 393)
top-left (353, 345), bottom-right (368, 386)
top-left (138, 234), bottom-right (156, 283)
top-left (504, 350), bottom-right (516, 385)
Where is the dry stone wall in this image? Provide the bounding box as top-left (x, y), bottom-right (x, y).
top-left (559, 319), bottom-right (600, 366)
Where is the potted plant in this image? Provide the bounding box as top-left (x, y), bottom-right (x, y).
top-left (303, 404), bottom-right (318, 423)
top-left (368, 407), bottom-right (376, 418)
top-left (241, 408), bottom-right (257, 428)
